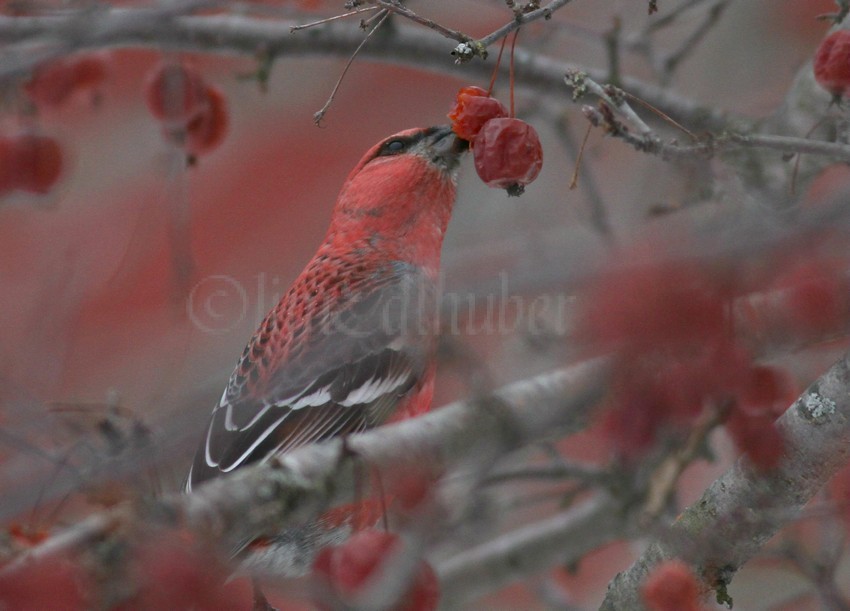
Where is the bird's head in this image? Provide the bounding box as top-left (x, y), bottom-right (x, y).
top-left (344, 125), bottom-right (467, 185)
top-left (330, 126), bottom-right (468, 267)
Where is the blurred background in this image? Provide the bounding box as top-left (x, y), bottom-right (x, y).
top-left (1, 1), bottom-right (848, 608)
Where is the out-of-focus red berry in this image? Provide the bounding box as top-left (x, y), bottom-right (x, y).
top-left (390, 469), bottom-right (435, 515)
top-left (25, 53), bottom-right (109, 108)
top-left (829, 464), bottom-right (850, 528)
top-left (403, 560), bottom-right (439, 611)
top-left (184, 85), bottom-right (229, 156)
top-left (577, 262), bottom-right (728, 352)
top-left (776, 260), bottom-right (848, 335)
top-left (24, 60), bottom-right (77, 107)
top-left (725, 408), bottom-right (785, 471)
top-left (0, 555), bottom-right (90, 610)
top-left (814, 31), bottom-right (850, 96)
top-left (0, 137), bottom-right (16, 195)
top-left (472, 117), bottom-right (543, 194)
top-left (70, 53), bottom-right (109, 90)
top-left (725, 365), bottom-right (792, 471)
top-left (145, 62), bottom-right (206, 121)
top-left (315, 530), bottom-right (397, 594)
top-left (738, 366), bottom-right (795, 419)
top-left (124, 533), bottom-right (249, 611)
top-left (9, 133), bottom-right (63, 194)
top-left (312, 529), bottom-right (439, 611)
top-left (448, 86), bottom-right (507, 141)
top-left (642, 560), bottom-right (703, 611)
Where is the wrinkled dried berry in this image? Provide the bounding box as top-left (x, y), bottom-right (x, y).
top-left (472, 117), bottom-right (543, 194)
top-left (448, 86), bottom-right (507, 141)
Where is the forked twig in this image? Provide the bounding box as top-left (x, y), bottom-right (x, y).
top-left (313, 9), bottom-right (390, 126)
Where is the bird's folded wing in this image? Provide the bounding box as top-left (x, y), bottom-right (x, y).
top-left (186, 267), bottom-right (434, 491)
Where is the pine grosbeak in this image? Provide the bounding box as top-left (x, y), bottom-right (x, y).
top-left (185, 126), bottom-right (466, 574)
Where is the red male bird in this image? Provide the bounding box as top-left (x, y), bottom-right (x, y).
top-left (185, 126), bottom-right (465, 572)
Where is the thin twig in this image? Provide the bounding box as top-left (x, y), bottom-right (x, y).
top-left (289, 5), bottom-right (379, 32)
top-left (659, 0), bottom-right (729, 84)
top-left (313, 9), bottom-right (390, 126)
top-left (623, 90), bottom-right (697, 140)
top-left (479, 0), bottom-right (576, 48)
top-left (640, 405), bottom-right (725, 524)
top-left (550, 111), bottom-right (612, 237)
top-left (569, 121), bottom-right (592, 191)
top-left (643, 0), bottom-right (718, 34)
top-left (566, 70), bottom-right (654, 135)
top-left (374, 0), bottom-right (470, 43)
top-left (487, 35), bottom-right (509, 95)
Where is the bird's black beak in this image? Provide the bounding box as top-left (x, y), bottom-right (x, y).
top-left (426, 125), bottom-right (468, 172)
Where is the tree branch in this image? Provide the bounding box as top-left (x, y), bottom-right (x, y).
top-left (0, 358), bottom-right (610, 579)
top-left (437, 494), bottom-right (632, 606)
top-left (601, 349), bottom-right (850, 610)
top-left (0, 10), bottom-right (730, 131)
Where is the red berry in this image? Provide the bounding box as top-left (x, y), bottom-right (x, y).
top-left (127, 533), bottom-right (249, 610)
top-left (391, 470), bottom-right (435, 514)
top-left (452, 85), bottom-right (488, 104)
top-left (775, 260), bottom-right (847, 335)
top-left (312, 530), bottom-right (439, 611)
top-left (0, 138), bottom-right (16, 195)
top-left (472, 117), bottom-right (543, 194)
top-left (738, 366), bottom-right (794, 418)
top-left (402, 561), bottom-right (439, 611)
top-left (0, 556), bottom-right (90, 610)
top-left (70, 53), bottom-right (109, 90)
top-left (726, 409), bottom-right (785, 471)
top-left (448, 85), bottom-right (507, 141)
top-left (25, 60), bottom-right (77, 107)
top-left (577, 261), bottom-right (727, 351)
top-left (315, 530), bottom-right (398, 594)
top-left (145, 62), bottom-right (206, 121)
top-left (25, 53), bottom-right (109, 108)
top-left (642, 560), bottom-right (703, 611)
top-left (829, 464), bottom-right (850, 528)
top-left (10, 133), bottom-right (63, 194)
top-left (184, 85), bottom-right (229, 156)
top-left (814, 31), bottom-right (850, 96)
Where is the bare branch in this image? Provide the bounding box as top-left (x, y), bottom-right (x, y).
top-left (579, 105), bottom-right (850, 164)
top-left (438, 494), bottom-right (631, 606)
top-left (0, 10), bottom-right (730, 131)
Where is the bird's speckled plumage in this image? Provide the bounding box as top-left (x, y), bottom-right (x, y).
top-left (186, 126), bottom-right (465, 497)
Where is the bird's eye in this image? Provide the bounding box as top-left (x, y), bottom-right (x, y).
top-left (382, 139), bottom-right (406, 154)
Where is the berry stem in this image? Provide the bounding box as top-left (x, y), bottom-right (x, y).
top-left (570, 121), bottom-right (593, 190)
top-left (487, 35), bottom-right (509, 96)
top-left (509, 29), bottom-right (520, 117)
